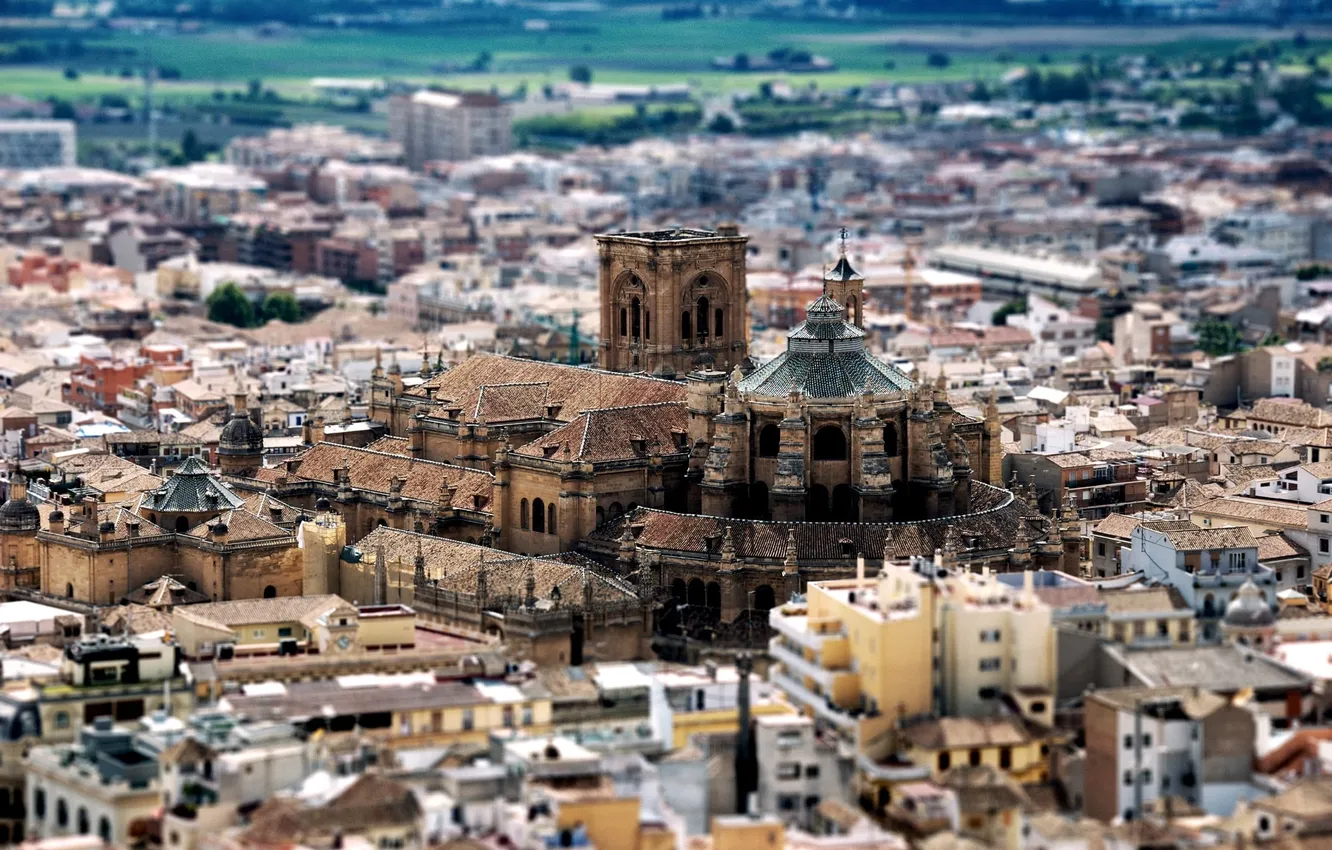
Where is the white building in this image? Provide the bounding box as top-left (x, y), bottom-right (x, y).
top-left (388, 90), bottom-right (513, 170)
top-left (0, 121), bottom-right (75, 169)
top-left (1004, 294), bottom-right (1098, 366)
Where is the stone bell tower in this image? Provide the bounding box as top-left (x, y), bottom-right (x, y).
top-left (596, 226), bottom-right (749, 378)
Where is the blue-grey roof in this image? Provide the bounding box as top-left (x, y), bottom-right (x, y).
top-left (144, 456), bottom-right (245, 514)
top-left (738, 294), bottom-right (914, 399)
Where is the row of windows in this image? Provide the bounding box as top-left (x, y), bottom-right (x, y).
top-left (518, 499), bottom-right (557, 535)
top-left (755, 423), bottom-right (900, 460)
top-left (31, 790), bottom-right (112, 843)
top-left (618, 297), bottom-right (725, 343)
top-left (937, 747), bottom-right (1015, 771)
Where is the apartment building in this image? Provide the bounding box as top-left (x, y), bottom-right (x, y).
top-left (1083, 686), bottom-right (1258, 822)
top-left (388, 90), bottom-right (513, 170)
top-left (0, 120), bottom-right (75, 168)
top-left (768, 559), bottom-right (1056, 753)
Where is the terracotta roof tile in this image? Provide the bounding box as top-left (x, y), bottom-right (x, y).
top-left (514, 402), bottom-right (689, 463)
top-left (287, 442), bottom-right (493, 511)
top-left (412, 354), bottom-right (685, 423)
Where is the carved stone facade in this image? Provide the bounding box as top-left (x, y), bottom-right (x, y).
top-left (596, 227), bottom-right (750, 378)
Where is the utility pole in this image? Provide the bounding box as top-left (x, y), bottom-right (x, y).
top-left (144, 46), bottom-right (157, 168)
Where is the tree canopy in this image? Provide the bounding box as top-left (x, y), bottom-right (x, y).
top-left (206, 283), bottom-right (256, 328)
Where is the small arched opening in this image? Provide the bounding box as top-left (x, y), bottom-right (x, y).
top-left (687, 578), bottom-right (706, 607)
top-left (609, 502), bottom-right (624, 520)
top-left (65, 583), bottom-right (74, 599)
top-left (832, 484), bottom-right (859, 520)
top-left (631, 297), bottom-right (641, 340)
top-left (807, 485), bottom-right (830, 521)
top-left (750, 481), bottom-right (769, 520)
top-left (753, 584), bottom-right (777, 612)
top-left (812, 426), bottom-right (847, 461)
top-left (547, 503), bottom-right (557, 536)
top-left (595, 506), bottom-right (605, 526)
top-left (883, 422), bottom-right (899, 457)
top-left (671, 579), bottom-right (687, 602)
top-left (681, 311), bottom-right (692, 344)
top-left (520, 499), bottom-right (530, 530)
top-left (532, 498), bottom-right (546, 534)
top-left (696, 296), bottom-right (710, 343)
top-left (263, 585), bottom-right (276, 598)
top-left (706, 582), bottom-right (722, 610)
top-left (758, 424), bottom-right (781, 457)
top-left (175, 516), bottom-right (190, 533)
top-left (715, 308), bottom-right (724, 337)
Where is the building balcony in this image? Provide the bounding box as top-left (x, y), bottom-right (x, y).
top-left (769, 639), bottom-right (851, 691)
top-left (768, 608), bottom-right (845, 653)
top-left (771, 670), bottom-right (856, 732)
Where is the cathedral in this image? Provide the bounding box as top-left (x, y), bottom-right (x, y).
top-left (359, 227), bottom-right (1071, 654)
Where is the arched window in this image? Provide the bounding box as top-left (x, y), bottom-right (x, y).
top-left (751, 481), bottom-right (769, 520)
top-left (883, 422), bottom-right (899, 458)
top-left (696, 296), bottom-right (710, 342)
top-left (687, 579), bottom-right (706, 606)
top-left (807, 485), bottom-right (830, 521)
top-left (65, 583), bottom-right (73, 599)
top-left (645, 310), bottom-right (651, 340)
top-left (832, 484), bottom-right (858, 520)
top-left (263, 585), bottom-right (276, 599)
top-left (812, 426), bottom-right (847, 460)
top-left (56, 799), bottom-right (67, 829)
top-left (715, 308), bottom-right (724, 337)
top-left (754, 585), bottom-right (777, 611)
top-left (847, 295), bottom-right (858, 322)
top-left (77, 807), bottom-right (88, 835)
top-left (532, 498), bottom-right (546, 534)
top-left (681, 311), bottom-right (692, 343)
top-left (520, 499), bottom-right (529, 530)
top-left (631, 298), bottom-right (641, 340)
top-left (33, 789), bottom-right (44, 820)
top-left (547, 503), bottom-right (557, 535)
top-left (596, 506), bottom-right (605, 526)
top-left (620, 308), bottom-right (627, 337)
top-left (98, 817), bottom-right (110, 843)
top-left (175, 516), bottom-right (190, 533)
top-left (706, 582), bottom-right (722, 610)
top-left (758, 424), bottom-right (780, 457)
top-left (671, 579), bottom-right (687, 602)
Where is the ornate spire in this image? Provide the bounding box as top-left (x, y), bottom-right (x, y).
top-left (525, 561), bottom-right (537, 608)
top-left (414, 536), bottom-right (426, 584)
top-left (882, 526), bottom-right (896, 569)
top-left (783, 527), bottom-right (798, 573)
top-left (721, 525), bottom-right (737, 564)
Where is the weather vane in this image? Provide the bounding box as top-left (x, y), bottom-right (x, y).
top-left (838, 226), bottom-right (849, 255)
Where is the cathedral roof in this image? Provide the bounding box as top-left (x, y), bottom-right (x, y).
top-left (143, 456), bottom-right (246, 514)
top-left (738, 294), bottom-right (914, 399)
top-left (283, 442), bottom-right (493, 510)
top-left (587, 482), bottom-right (1044, 563)
top-left (218, 409), bottom-right (264, 456)
top-left (514, 402), bottom-right (689, 463)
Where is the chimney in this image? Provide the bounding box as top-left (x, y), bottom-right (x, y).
top-left (210, 522), bottom-right (228, 543)
top-left (856, 555), bottom-right (865, 589)
top-left (48, 509), bottom-right (65, 535)
top-left (98, 520), bottom-right (115, 544)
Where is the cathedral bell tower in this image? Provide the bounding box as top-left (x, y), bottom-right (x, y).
top-left (822, 229), bottom-right (865, 329)
top-left (596, 226), bottom-right (750, 378)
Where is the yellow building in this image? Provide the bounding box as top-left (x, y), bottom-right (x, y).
top-left (769, 557), bottom-right (1058, 801)
top-left (171, 595), bottom-right (411, 659)
top-left (768, 560), bottom-right (936, 751)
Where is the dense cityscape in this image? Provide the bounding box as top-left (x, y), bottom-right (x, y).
top-left (3, 2), bottom-right (1332, 850)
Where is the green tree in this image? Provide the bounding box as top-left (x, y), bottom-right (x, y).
top-left (707, 113), bottom-right (735, 133)
top-left (49, 99), bottom-right (75, 120)
top-left (991, 298), bottom-right (1027, 326)
top-left (180, 129), bottom-right (204, 163)
top-left (63, 67), bottom-right (78, 80)
top-left (1193, 318), bottom-right (1244, 356)
top-left (569, 65), bottom-right (592, 84)
top-left (1259, 331), bottom-right (1287, 347)
top-left (926, 51), bottom-right (950, 69)
top-left (260, 291), bottom-right (302, 324)
top-left (247, 78), bottom-right (263, 100)
top-left (206, 282), bottom-right (256, 328)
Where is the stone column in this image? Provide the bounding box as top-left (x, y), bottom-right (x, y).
top-left (771, 390), bottom-right (808, 522)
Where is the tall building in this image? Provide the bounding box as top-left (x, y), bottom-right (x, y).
top-left (388, 90), bottom-right (512, 170)
top-left (0, 120), bottom-right (75, 169)
top-left (596, 226), bottom-right (750, 377)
